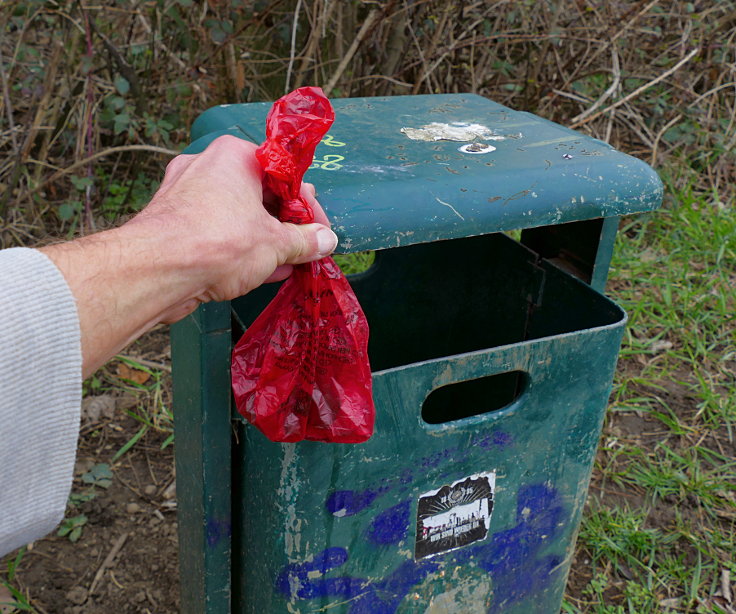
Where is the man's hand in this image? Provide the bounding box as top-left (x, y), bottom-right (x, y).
top-left (41, 135), bottom-right (338, 377)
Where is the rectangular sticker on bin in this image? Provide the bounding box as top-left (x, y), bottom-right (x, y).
top-left (415, 472), bottom-right (496, 560)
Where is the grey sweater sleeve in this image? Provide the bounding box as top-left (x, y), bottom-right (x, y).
top-left (0, 247), bottom-right (82, 556)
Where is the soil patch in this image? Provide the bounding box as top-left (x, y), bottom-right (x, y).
top-left (12, 425), bottom-right (179, 614)
top-left (1, 332), bottom-right (180, 614)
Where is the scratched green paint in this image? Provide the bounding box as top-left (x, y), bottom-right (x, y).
top-left (171, 94), bottom-right (662, 613)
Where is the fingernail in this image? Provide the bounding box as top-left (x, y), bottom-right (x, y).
top-left (316, 227), bottom-right (338, 256)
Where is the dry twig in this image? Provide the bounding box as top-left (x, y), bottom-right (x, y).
top-left (570, 48), bottom-right (700, 129)
top-left (25, 144), bottom-right (178, 200)
top-left (323, 8), bottom-right (381, 95)
top-left (284, 0), bottom-right (303, 93)
top-left (89, 532), bottom-right (129, 596)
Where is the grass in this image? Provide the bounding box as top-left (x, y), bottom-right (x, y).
top-left (104, 354), bottom-right (174, 459)
top-left (564, 167), bottom-right (736, 613)
top-left (0, 548), bottom-right (36, 613)
top-left (333, 251), bottom-right (376, 276)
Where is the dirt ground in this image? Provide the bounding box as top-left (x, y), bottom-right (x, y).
top-left (1, 331), bottom-right (180, 614)
top-left (18, 429), bottom-right (180, 614)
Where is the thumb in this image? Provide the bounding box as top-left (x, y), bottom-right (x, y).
top-left (280, 222), bottom-right (339, 264)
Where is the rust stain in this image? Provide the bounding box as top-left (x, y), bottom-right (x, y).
top-left (503, 189), bottom-right (531, 207)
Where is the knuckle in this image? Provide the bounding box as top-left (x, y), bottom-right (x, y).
top-left (165, 156), bottom-right (183, 174)
top-left (212, 134), bottom-right (238, 146)
top-left (210, 134), bottom-right (256, 153)
top-left (165, 153), bottom-right (195, 176)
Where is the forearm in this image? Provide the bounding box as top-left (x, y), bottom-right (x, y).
top-left (39, 136), bottom-right (337, 379)
top-left (40, 221), bottom-right (197, 378)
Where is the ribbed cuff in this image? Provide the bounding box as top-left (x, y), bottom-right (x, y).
top-left (0, 247), bottom-right (82, 556)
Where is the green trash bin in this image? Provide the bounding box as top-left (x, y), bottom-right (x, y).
top-left (171, 94), bottom-right (662, 614)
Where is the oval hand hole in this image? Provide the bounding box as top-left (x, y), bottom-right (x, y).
top-left (421, 371), bottom-right (528, 425)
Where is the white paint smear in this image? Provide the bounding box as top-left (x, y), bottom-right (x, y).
top-left (400, 122), bottom-right (506, 142)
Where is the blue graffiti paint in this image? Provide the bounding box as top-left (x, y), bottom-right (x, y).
top-left (398, 468), bottom-right (414, 484)
top-left (472, 430), bottom-right (514, 449)
top-left (420, 433), bottom-right (513, 470)
top-left (491, 430), bottom-right (513, 447)
top-left (420, 447), bottom-right (457, 469)
top-left (366, 500), bottom-right (411, 545)
top-left (276, 547), bottom-right (350, 598)
top-left (348, 559), bottom-right (439, 614)
top-left (325, 435), bottom-right (511, 517)
top-left (454, 483), bottom-right (566, 611)
top-left (205, 517), bottom-right (231, 548)
top-left (279, 482), bottom-right (566, 614)
top-left (277, 548), bottom-right (439, 612)
top-left (326, 488), bottom-right (382, 517)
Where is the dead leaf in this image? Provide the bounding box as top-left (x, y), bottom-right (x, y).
top-left (74, 457), bottom-right (96, 476)
top-left (0, 584), bottom-right (18, 614)
top-left (722, 568), bottom-right (733, 603)
top-left (117, 363), bottom-right (151, 385)
top-left (640, 248), bottom-right (659, 262)
top-left (659, 597), bottom-right (681, 611)
top-left (163, 481), bottom-right (176, 501)
top-left (712, 596), bottom-right (736, 614)
top-left (650, 340), bottom-right (674, 353)
top-left (81, 394), bottom-right (117, 422)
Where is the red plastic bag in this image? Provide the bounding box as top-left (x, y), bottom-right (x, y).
top-left (231, 87), bottom-right (375, 443)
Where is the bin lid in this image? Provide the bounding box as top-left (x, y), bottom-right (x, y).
top-left (190, 94), bottom-right (662, 252)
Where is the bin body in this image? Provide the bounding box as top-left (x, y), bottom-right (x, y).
top-left (171, 94), bottom-right (662, 613)
top-left (230, 234), bottom-right (624, 613)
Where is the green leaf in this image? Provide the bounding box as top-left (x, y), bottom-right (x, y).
top-left (1, 580), bottom-right (36, 611)
top-left (80, 55), bottom-right (94, 75)
top-left (110, 95), bottom-right (126, 111)
top-left (114, 75), bottom-right (130, 95)
top-left (56, 514), bottom-right (86, 541)
top-left (69, 490), bottom-right (97, 507)
top-left (70, 175), bottom-right (93, 191)
top-left (58, 203), bottom-right (76, 221)
top-left (206, 19), bottom-right (232, 44)
top-left (160, 433), bottom-right (175, 450)
top-left (82, 463), bottom-right (113, 489)
top-left (7, 547), bottom-right (25, 582)
top-left (114, 113), bottom-right (130, 135)
top-left (112, 424), bottom-right (148, 462)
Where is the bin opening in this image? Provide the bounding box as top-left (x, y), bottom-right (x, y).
top-left (421, 371), bottom-right (527, 425)
top-left (231, 233), bottom-right (624, 379)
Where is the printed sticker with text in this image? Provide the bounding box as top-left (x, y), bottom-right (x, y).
top-left (415, 472), bottom-right (495, 560)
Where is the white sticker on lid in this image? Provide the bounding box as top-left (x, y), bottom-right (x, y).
top-left (400, 122), bottom-right (505, 142)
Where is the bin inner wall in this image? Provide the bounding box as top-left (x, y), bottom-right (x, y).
top-left (231, 233), bottom-right (622, 373)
